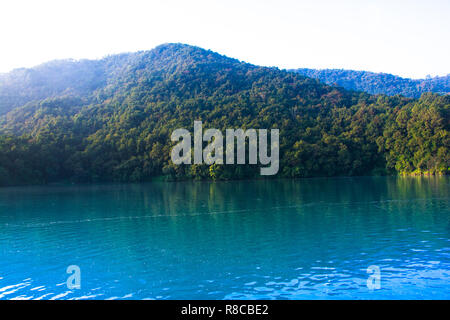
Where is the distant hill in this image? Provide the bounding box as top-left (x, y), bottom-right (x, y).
top-left (0, 59), bottom-right (106, 115)
top-left (291, 68), bottom-right (450, 98)
top-left (0, 44), bottom-right (448, 186)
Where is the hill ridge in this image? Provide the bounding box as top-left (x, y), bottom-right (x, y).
top-left (0, 43), bottom-right (447, 186)
top-left (291, 68), bottom-right (450, 98)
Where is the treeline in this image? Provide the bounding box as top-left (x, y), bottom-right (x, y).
top-left (292, 68), bottom-right (450, 98)
top-left (0, 44), bottom-right (448, 186)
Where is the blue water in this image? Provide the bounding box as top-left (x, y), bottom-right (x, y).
top-left (0, 176), bottom-right (449, 300)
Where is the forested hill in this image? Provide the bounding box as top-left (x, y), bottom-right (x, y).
top-left (291, 68), bottom-right (450, 98)
top-left (0, 43), bottom-right (448, 186)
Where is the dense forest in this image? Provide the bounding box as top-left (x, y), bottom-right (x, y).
top-left (292, 68), bottom-right (450, 98)
top-left (0, 43), bottom-right (448, 186)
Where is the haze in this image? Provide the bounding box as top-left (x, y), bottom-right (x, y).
top-left (1, 0), bottom-right (449, 79)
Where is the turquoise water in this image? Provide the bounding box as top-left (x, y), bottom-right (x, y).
top-left (0, 176), bottom-right (448, 300)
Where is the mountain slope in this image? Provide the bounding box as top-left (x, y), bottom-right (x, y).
top-left (0, 44), bottom-right (245, 116)
top-left (0, 59), bottom-right (105, 115)
top-left (291, 68), bottom-right (450, 98)
top-left (0, 44), bottom-right (448, 186)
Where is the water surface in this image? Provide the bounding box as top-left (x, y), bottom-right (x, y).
top-left (0, 176), bottom-right (449, 299)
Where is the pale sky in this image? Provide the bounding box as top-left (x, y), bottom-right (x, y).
top-left (0, 0), bottom-right (449, 79)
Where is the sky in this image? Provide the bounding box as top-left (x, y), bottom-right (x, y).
top-left (0, 0), bottom-right (449, 79)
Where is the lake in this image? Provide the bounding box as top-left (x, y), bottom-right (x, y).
top-left (0, 176), bottom-right (449, 299)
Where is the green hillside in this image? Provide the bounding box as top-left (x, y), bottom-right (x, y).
top-left (291, 68), bottom-right (450, 98)
top-left (0, 44), bottom-right (448, 186)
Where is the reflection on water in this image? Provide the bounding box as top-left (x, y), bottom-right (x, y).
top-left (0, 176), bottom-right (449, 299)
